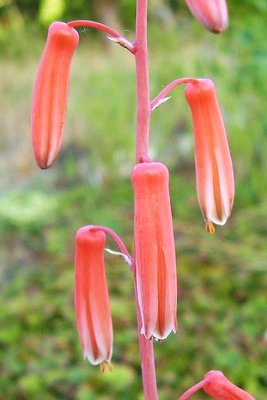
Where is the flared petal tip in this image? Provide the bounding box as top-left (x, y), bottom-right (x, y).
top-left (141, 322), bottom-right (177, 341)
top-left (204, 206), bottom-right (233, 232)
top-left (154, 327), bottom-right (177, 341)
top-left (83, 350), bottom-right (112, 366)
top-left (205, 214), bottom-right (233, 233)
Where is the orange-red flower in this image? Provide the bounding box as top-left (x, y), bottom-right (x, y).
top-left (185, 0), bottom-right (228, 33)
top-left (75, 226), bottom-right (113, 365)
top-left (184, 79), bottom-right (234, 232)
top-left (131, 162), bottom-right (177, 340)
top-left (203, 370), bottom-right (256, 400)
top-left (178, 370), bottom-right (256, 400)
top-left (31, 22), bottom-right (79, 169)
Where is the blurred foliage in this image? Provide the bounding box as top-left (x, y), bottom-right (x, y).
top-left (0, 0), bottom-right (267, 399)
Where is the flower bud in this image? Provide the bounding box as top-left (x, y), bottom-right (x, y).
top-left (131, 162), bottom-right (177, 340)
top-left (75, 226), bottom-right (113, 365)
top-left (31, 22), bottom-right (79, 168)
top-left (185, 0), bottom-right (228, 33)
top-left (184, 79), bottom-right (234, 231)
top-left (203, 370), bottom-right (256, 400)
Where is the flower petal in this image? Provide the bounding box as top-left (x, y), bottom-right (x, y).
top-left (31, 22), bottom-right (79, 168)
top-left (204, 370), bottom-right (256, 400)
top-left (185, 0), bottom-right (228, 33)
top-left (75, 226), bottom-right (113, 365)
top-left (131, 162), bottom-right (177, 340)
top-left (184, 79), bottom-right (234, 229)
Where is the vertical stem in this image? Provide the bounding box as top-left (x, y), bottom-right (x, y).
top-left (135, 0), bottom-right (151, 163)
top-left (134, 1), bottom-right (158, 398)
top-left (134, 271), bottom-right (159, 400)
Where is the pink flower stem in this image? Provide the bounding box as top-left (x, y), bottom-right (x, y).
top-left (134, 0), bottom-right (151, 163)
top-left (178, 379), bottom-right (206, 400)
top-left (67, 20), bottom-right (135, 53)
top-left (133, 1), bottom-right (158, 399)
top-left (133, 264), bottom-right (159, 400)
top-left (151, 77), bottom-right (198, 110)
top-left (89, 225), bottom-right (133, 267)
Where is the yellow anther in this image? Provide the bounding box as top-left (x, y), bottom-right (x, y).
top-left (206, 222), bottom-right (215, 234)
top-left (100, 361), bottom-right (113, 374)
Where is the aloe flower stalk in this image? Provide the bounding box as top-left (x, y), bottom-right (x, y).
top-left (184, 79), bottom-right (234, 233)
top-left (131, 162), bottom-right (177, 340)
top-left (31, 21), bottom-right (79, 169)
top-left (203, 370), bottom-right (256, 400)
top-left (75, 226), bottom-right (113, 366)
top-left (31, 3), bottom-right (251, 399)
top-left (185, 0), bottom-right (228, 33)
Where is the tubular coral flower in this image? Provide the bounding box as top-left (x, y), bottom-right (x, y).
top-left (203, 370), bottom-right (256, 400)
top-left (131, 162), bottom-right (177, 340)
top-left (184, 79), bottom-right (234, 232)
top-left (75, 226), bottom-right (113, 365)
top-left (185, 0), bottom-right (228, 33)
top-left (31, 21), bottom-right (79, 169)
top-left (178, 370), bottom-right (256, 400)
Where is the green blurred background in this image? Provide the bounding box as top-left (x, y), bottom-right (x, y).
top-left (0, 0), bottom-right (266, 398)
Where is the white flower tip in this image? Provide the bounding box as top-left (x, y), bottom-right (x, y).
top-left (141, 323), bottom-right (177, 341)
top-left (83, 350), bottom-right (112, 367)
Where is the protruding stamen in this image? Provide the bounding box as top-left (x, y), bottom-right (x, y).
top-left (206, 222), bottom-right (216, 234)
top-left (100, 361), bottom-right (113, 374)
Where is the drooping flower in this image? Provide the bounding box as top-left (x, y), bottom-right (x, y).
top-left (184, 79), bottom-right (234, 232)
top-left (185, 0), bottom-right (228, 33)
top-left (131, 162), bottom-right (177, 340)
top-left (203, 370), bottom-right (256, 400)
top-left (75, 226), bottom-right (113, 366)
top-left (178, 370), bottom-right (256, 400)
top-left (31, 21), bottom-right (79, 169)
